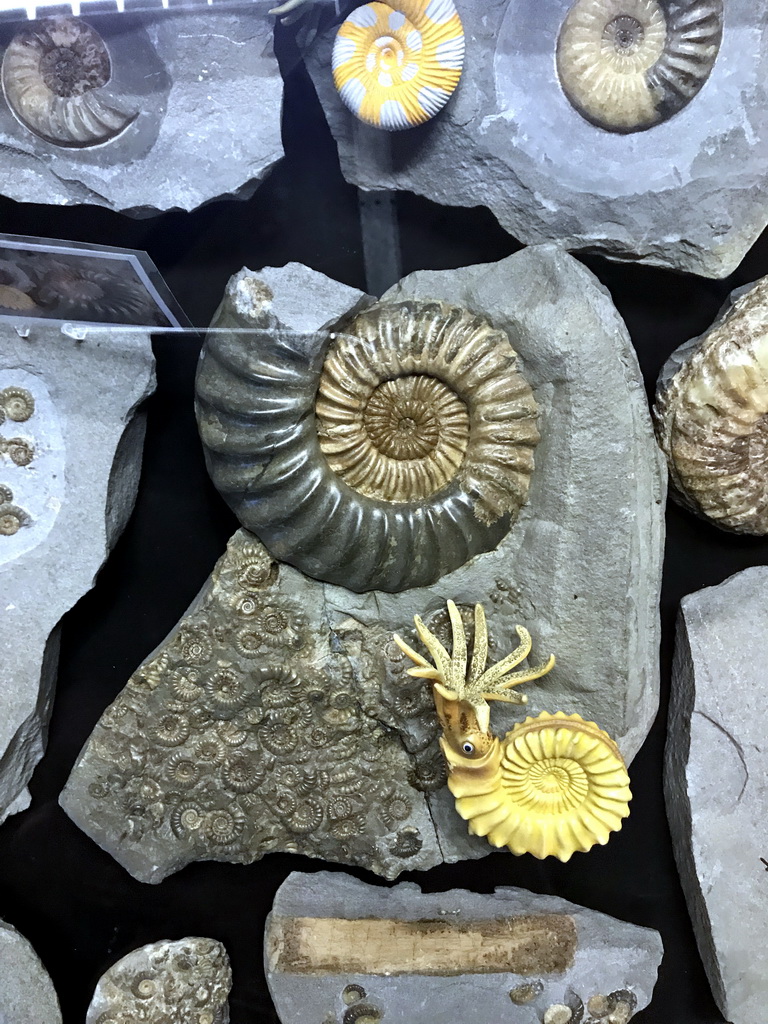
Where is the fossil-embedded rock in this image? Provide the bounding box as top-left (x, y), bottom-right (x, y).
top-left (265, 872), bottom-right (663, 1024)
top-left (665, 566), bottom-right (768, 1024)
top-left (654, 275), bottom-right (768, 534)
top-left (0, 325), bottom-right (154, 822)
top-left (304, 0), bottom-right (766, 278)
top-left (0, 11), bottom-right (282, 214)
top-left (85, 938), bottom-right (231, 1024)
top-left (61, 249), bottom-right (663, 883)
top-left (0, 918), bottom-right (61, 1024)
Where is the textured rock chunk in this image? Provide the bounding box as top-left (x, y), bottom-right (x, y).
top-left (665, 566), bottom-right (768, 1024)
top-left (0, 325), bottom-right (154, 822)
top-left (61, 249), bottom-right (663, 882)
top-left (0, 917), bottom-right (61, 1024)
top-left (85, 938), bottom-right (231, 1024)
top-left (265, 872), bottom-right (663, 1023)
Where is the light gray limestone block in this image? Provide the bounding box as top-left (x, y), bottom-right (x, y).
top-left (0, 918), bottom-right (61, 1024)
top-left (304, 0), bottom-right (767, 278)
top-left (60, 248), bottom-right (663, 884)
top-left (665, 566), bottom-right (768, 1024)
top-left (265, 871), bottom-right (663, 1024)
top-left (0, 324), bottom-right (154, 822)
top-left (0, 10), bottom-right (283, 214)
top-left (85, 937), bottom-right (231, 1024)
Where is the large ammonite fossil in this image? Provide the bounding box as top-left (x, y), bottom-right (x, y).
top-left (395, 600), bottom-right (632, 861)
top-left (332, 0), bottom-right (465, 130)
top-left (1, 16), bottom-right (137, 148)
top-left (195, 300), bottom-right (540, 593)
top-left (556, 0), bottom-right (723, 133)
top-left (653, 276), bottom-right (768, 534)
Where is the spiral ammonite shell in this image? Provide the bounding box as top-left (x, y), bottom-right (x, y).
top-left (332, 0), bottom-right (464, 130)
top-left (196, 299), bottom-right (539, 593)
top-left (556, 0), bottom-right (723, 132)
top-left (653, 276), bottom-right (768, 534)
top-left (447, 711), bottom-right (631, 860)
top-left (2, 16), bottom-right (137, 148)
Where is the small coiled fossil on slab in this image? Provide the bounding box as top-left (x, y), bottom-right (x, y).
top-left (2, 16), bottom-right (137, 147)
top-left (556, 0), bottom-right (723, 132)
top-left (654, 276), bottom-right (768, 534)
top-left (196, 299), bottom-right (540, 593)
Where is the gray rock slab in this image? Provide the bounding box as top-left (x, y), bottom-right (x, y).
top-left (61, 248), bottom-right (663, 883)
top-left (0, 11), bottom-right (283, 214)
top-left (85, 937), bottom-right (231, 1024)
top-left (304, 0), bottom-right (767, 278)
top-left (0, 324), bottom-right (154, 822)
top-left (0, 918), bottom-right (61, 1024)
top-left (265, 871), bottom-right (663, 1024)
top-left (665, 566), bottom-right (768, 1024)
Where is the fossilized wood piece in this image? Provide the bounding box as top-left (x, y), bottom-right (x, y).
top-left (303, 0), bottom-right (766, 278)
top-left (85, 938), bottom-right (231, 1024)
top-left (0, 325), bottom-right (154, 822)
top-left (0, 917), bottom-right (62, 1024)
top-left (556, 0), bottom-right (722, 133)
top-left (197, 297), bottom-right (540, 592)
top-left (62, 251), bottom-right (662, 883)
top-left (0, 10), bottom-right (282, 214)
top-left (265, 872), bottom-right (663, 1023)
top-left (654, 275), bottom-right (768, 534)
top-left (270, 914), bottom-right (577, 975)
top-left (665, 567), bottom-right (768, 1024)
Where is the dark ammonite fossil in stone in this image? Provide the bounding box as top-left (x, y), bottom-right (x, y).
top-left (195, 299), bottom-right (541, 593)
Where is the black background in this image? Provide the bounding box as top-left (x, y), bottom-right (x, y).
top-left (0, 21), bottom-right (766, 1024)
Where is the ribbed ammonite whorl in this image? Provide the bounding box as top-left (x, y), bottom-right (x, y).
top-left (654, 276), bottom-right (768, 534)
top-left (332, 0), bottom-right (464, 130)
top-left (195, 299), bottom-right (540, 593)
top-left (1, 16), bottom-right (137, 148)
top-left (556, 0), bottom-right (723, 132)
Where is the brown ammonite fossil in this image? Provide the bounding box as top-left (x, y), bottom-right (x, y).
top-left (1, 16), bottom-right (137, 148)
top-left (196, 299), bottom-right (540, 592)
top-left (654, 275), bottom-right (768, 534)
top-left (556, 0), bottom-right (723, 132)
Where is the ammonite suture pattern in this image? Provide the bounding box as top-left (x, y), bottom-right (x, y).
top-left (196, 299), bottom-right (540, 593)
top-left (556, 0), bottom-right (723, 132)
top-left (2, 16), bottom-right (137, 147)
top-left (332, 0), bottom-right (464, 130)
top-left (654, 276), bottom-right (768, 534)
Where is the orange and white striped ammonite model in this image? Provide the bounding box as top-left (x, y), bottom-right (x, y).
top-left (332, 0), bottom-right (464, 130)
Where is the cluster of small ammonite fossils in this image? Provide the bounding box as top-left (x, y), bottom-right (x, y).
top-left (0, 385), bottom-right (34, 536)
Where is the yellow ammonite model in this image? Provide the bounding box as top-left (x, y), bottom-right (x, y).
top-left (395, 601), bottom-right (631, 860)
top-left (332, 0), bottom-right (465, 130)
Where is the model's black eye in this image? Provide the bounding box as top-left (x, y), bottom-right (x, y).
top-left (462, 742), bottom-right (474, 755)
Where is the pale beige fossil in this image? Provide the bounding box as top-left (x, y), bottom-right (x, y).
top-left (654, 275), bottom-right (768, 534)
top-left (2, 16), bottom-right (137, 148)
top-left (556, 0), bottom-right (723, 132)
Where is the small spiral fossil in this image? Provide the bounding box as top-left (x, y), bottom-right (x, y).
top-left (196, 299), bottom-right (539, 593)
top-left (2, 17), bottom-right (138, 148)
top-left (556, 0), bottom-right (723, 132)
top-left (332, 0), bottom-right (465, 130)
top-left (0, 386), bottom-right (34, 422)
top-left (654, 276), bottom-right (768, 533)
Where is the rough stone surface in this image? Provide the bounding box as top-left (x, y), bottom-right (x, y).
top-left (265, 872), bottom-right (663, 1024)
top-left (665, 566), bottom-right (768, 1024)
top-left (0, 324), bottom-right (154, 822)
top-left (304, 0), bottom-right (767, 278)
top-left (0, 918), bottom-right (61, 1024)
top-left (85, 938), bottom-right (231, 1024)
top-left (0, 11), bottom-right (282, 214)
top-left (61, 249), bottom-right (663, 883)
